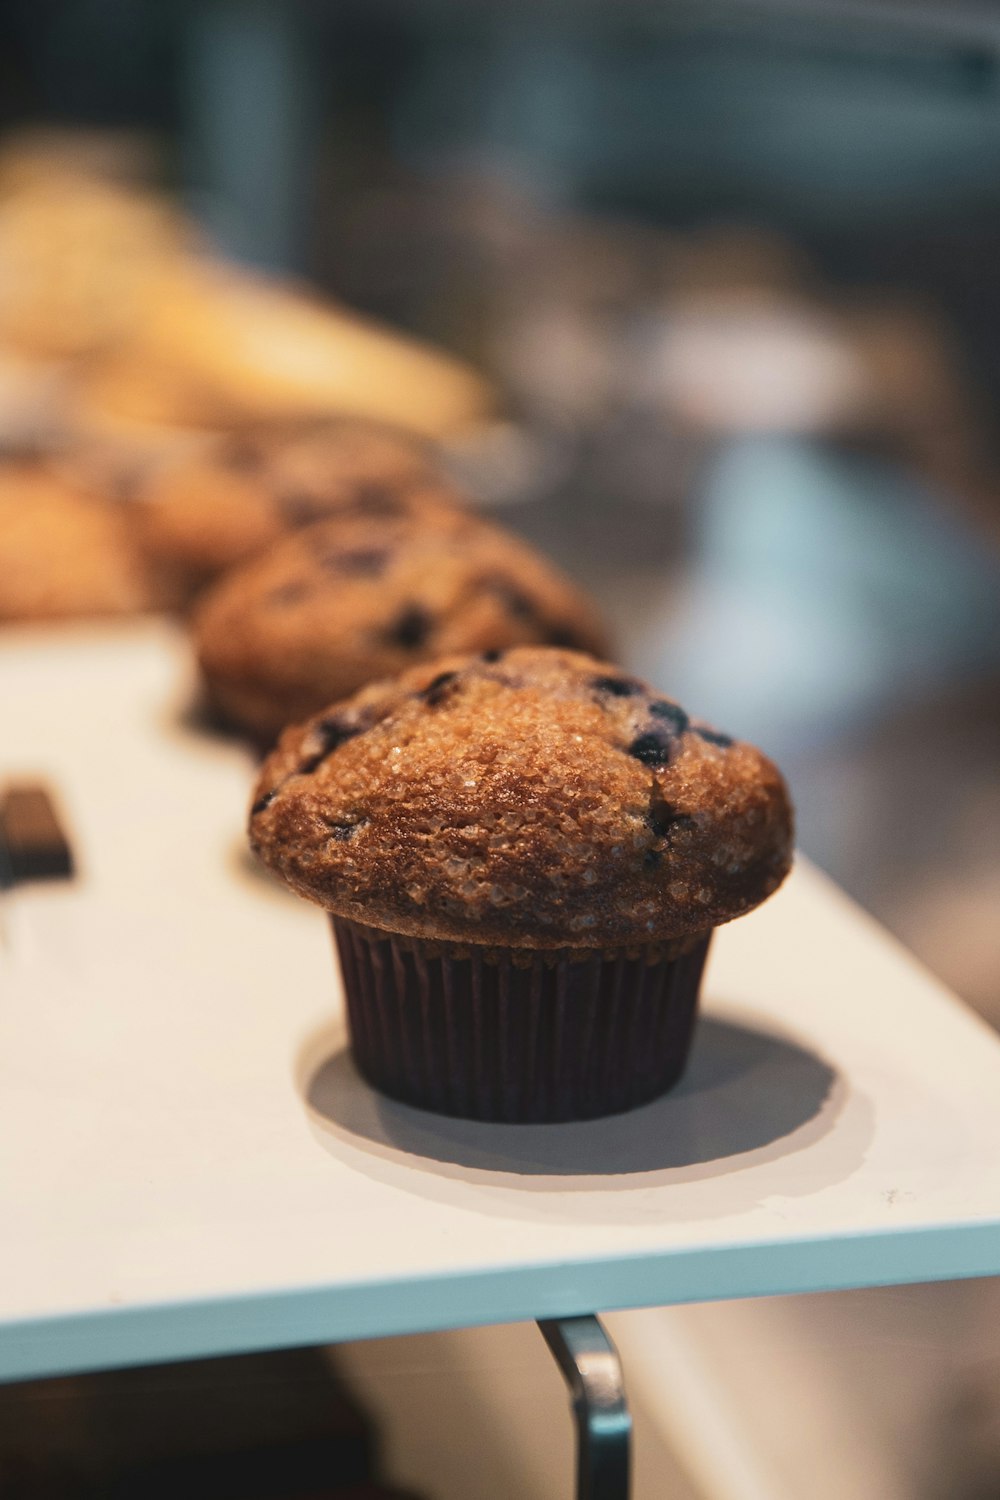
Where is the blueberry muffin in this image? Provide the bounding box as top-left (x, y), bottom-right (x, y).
top-left (0, 464), bottom-right (155, 622)
top-left (250, 648), bottom-right (793, 1120)
top-left (137, 417), bottom-right (441, 599)
top-left (195, 506), bottom-right (609, 743)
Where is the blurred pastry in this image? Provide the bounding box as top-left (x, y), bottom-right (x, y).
top-left (0, 346), bottom-right (69, 453)
top-left (0, 145), bottom-right (492, 484)
top-left (136, 416), bottom-right (442, 598)
top-left (195, 500), bottom-right (609, 741)
top-left (648, 292), bottom-right (867, 437)
top-left (71, 256), bottom-right (494, 440)
top-left (0, 124), bottom-right (160, 193)
top-left (0, 465), bottom-right (154, 622)
top-left (0, 174), bottom-right (186, 362)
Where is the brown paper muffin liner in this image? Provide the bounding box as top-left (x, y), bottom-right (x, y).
top-left (331, 916), bottom-right (712, 1123)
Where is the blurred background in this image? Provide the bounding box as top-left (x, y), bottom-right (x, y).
top-left (6, 0), bottom-right (999, 1008)
top-left (2, 2), bottom-right (1000, 1498)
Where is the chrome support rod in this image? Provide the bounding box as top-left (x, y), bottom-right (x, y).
top-left (538, 1315), bottom-right (631, 1500)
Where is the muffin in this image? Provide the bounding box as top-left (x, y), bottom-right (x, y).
top-left (195, 504), bottom-right (609, 743)
top-left (0, 464), bottom-right (155, 622)
top-left (250, 647), bottom-right (793, 1121)
top-left (136, 417), bottom-right (441, 599)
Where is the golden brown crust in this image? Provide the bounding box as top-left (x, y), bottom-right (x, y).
top-left (137, 417), bottom-right (442, 598)
top-left (195, 503), bottom-right (610, 742)
top-left (250, 648), bottom-right (793, 948)
top-left (0, 464), bottom-right (155, 622)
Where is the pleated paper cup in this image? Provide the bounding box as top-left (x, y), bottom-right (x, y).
top-left (332, 916), bottom-right (711, 1123)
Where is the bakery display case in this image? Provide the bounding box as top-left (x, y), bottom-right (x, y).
top-left (3, 3), bottom-right (1000, 1498)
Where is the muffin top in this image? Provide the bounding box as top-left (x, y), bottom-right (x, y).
top-left (137, 417), bottom-right (440, 593)
top-left (195, 503), bottom-right (609, 742)
top-left (0, 464), bottom-right (154, 622)
top-left (250, 648), bottom-right (793, 949)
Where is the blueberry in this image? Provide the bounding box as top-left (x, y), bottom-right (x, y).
top-left (251, 788), bottom-right (277, 815)
top-left (647, 797), bottom-right (678, 838)
top-left (481, 648), bottom-right (504, 663)
top-left (696, 727), bottom-right (734, 749)
top-left (298, 716), bottom-right (361, 774)
top-left (628, 731), bottom-right (674, 767)
top-left (592, 675), bottom-right (640, 698)
top-left (384, 604), bottom-right (432, 650)
top-left (296, 750), bottom-right (324, 776)
top-left (327, 821), bottom-right (360, 841)
top-left (421, 670), bottom-right (459, 706)
top-left (649, 700), bottom-right (690, 734)
top-left (647, 804), bottom-right (695, 839)
top-left (646, 788), bottom-right (696, 854)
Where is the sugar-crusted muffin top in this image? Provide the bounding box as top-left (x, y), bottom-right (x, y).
top-left (195, 501), bottom-right (610, 742)
top-left (250, 647), bottom-right (793, 949)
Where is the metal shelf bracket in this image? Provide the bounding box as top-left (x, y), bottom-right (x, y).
top-left (539, 1315), bottom-right (632, 1500)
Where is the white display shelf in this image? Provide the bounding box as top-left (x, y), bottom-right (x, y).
top-left (2, 622), bottom-right (1000, 1386)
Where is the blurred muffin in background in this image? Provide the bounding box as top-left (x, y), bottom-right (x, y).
top-left (136, 417), bottom-right (447, 602)
top-left (0, 465), bottom-right (156, 622)
top-left (195, 502), bottom-right (609, 742)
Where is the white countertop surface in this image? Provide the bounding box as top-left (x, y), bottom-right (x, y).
top-left (2, 621), bottom-right (999, 1383)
